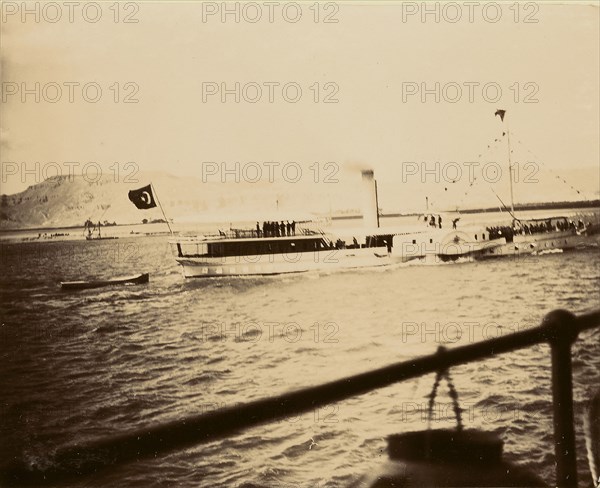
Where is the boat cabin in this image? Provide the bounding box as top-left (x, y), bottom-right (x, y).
top-left (174, 235), bottom-right (333, 258)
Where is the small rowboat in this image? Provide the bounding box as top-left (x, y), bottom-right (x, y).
top-left (60, 273), bottom-right (149, 291)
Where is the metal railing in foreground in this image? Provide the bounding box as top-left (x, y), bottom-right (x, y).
top-left (4, 309), bottom-right (599, 487)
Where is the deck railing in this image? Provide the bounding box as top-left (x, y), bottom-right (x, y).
top-left (4, 308), bottom-right (599, 487)
top-left (194, 225), bottom-right (321, 240)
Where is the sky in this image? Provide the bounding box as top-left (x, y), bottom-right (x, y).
top-left (1, 1), bottom-right (599, 213)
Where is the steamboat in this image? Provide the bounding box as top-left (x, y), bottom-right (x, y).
top-left (390, 110), bottom-right (598, 262)
top-left (170, 171), bottom-right (393, 277)
top-left (170, 112), bottom-right (597, 275)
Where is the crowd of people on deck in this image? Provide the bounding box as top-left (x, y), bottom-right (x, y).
top-left (256, 221), bottom-right (296, 238)
top-left (486, 225), bottom-right (515, 240)
top-left (423, 214), bottom-right (443, 229)
top-left (486, 219), bottom-right (585, 240)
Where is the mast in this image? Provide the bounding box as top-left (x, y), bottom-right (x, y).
top-left (374, 178), bottom-right (380, 228)
top-left (505, 116), bottom-right (515, 215)
top-left (495, 109), bottom-right (515, 219)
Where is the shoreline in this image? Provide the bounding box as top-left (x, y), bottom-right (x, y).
top-left (333, 200), bottom-right (600, 219)
top-left (2, 200), bottom-right (599, 233)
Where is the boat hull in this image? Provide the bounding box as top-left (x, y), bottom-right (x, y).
top-left (391, 229), bottom-right (503, 263)
top-left (391, 227), bottom-right (595, 263)
top-left (60, 273), bottom-right (149, 290)
top-left (175, 247), bottom-right (391, 277)
top-left (476, 231), bottom-right (593, 259)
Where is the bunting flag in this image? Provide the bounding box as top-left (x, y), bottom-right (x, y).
top-left (128, 184), bottom-right (157, 209)
top-left (494, 109), bottom-right (506, 121)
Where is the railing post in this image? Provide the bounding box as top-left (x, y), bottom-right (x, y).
top-left (544, 310), bottom-right (579, 487)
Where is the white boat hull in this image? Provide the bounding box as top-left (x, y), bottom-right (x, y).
top-left (391, 228), bottom-right (594, 263)
top-left (391, 229), bottom-right (502, 263)
top-left (175, 246), bottom-right (391, 277)
top-left (477, 231), bottom-right (592, 259)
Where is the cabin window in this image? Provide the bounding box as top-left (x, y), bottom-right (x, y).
top-left (196, 237), bottom-right (327, 258)
top-left (180, 242), bottom-right (208, 257)
top-left (412, 239), bottom-right (416, 244)
top-left (474, 235), bottom-right (478, 240)
top-left (210, 243), bottom-right (224, 257)
top-left (482, 234), bottom-right (485, 240)
top-left (429, 238), bottom-right (433, 244)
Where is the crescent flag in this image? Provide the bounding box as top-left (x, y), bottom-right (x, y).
top-left (128, 184), bottom-right (157, 209)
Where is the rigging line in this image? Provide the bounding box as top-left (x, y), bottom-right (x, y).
top-left (460, 130), bottom-right (526, 218)
top-left (85, 202), bottom-right (112, 225)
top-left (97, 204), bottom-right (111, 222)
top-left (510, 132), bottom-right (591, 200)
top-left (489, 186), bottom-right (520, 222)
top-left (454, 136), bottom-right (505, 211)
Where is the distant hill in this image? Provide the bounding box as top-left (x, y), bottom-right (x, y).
top-left (2, 171), bottom-right (598, 230)
top-left (0, 172), bottom-right (351, 229)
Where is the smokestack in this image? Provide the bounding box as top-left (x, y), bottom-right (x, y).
top-left (361, 170), bottom-right (379, 228)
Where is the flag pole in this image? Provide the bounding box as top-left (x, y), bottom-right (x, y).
top-left (150, 183), bottom-right (173, 235)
